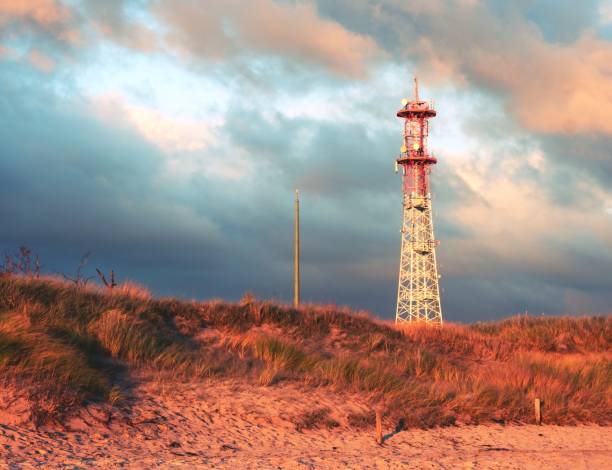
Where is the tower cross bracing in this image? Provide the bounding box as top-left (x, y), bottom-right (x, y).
top-left (395, 78), bottom-right (443, 325)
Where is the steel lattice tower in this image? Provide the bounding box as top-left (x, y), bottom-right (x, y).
top-left (395, 78), bottom-right (443, 325)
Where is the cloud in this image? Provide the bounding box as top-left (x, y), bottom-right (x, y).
top-left (1, 1), bottom-right (610, 321)
top-left (600, 0), bottom-right (612, 24)
top-left (523, 0), bottom-right (600, 44)
top-left (156, 0), bottom-right (381, 78)
top-left (0, 64), bottom-right (232, 294)
top-left (0, 0), bottom-right (153, 69)
top-left (314, 0), bottom-right (612, 134)
top-left (90, 93), bottom-right (247, 181)
top-left (435, 143), bottom-right (612, 314)
top-left (93, 94), bottom-right (219, 153)
top-left (0, 0), bottom-right (69, 26)
top-left (28, 48), bottom-right (53, 71)
top-left (466, 33), bottom-right (612, 135)
top-left (1, 1), bottom-right (379, 79)
top-left (219, 87), bottom-right (612, 318)
top-left (0, 0), bottom-right (81, 71)
top-left (125, 106), bottom-right (216, 153)
top-left (82, 0), bottom-right (158, 52)
top-left (0, 0), bottom-right (77, 45)
top-left (414, 3), bottom-right (612, 135)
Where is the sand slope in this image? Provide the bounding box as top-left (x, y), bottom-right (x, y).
top-left (1, 381), bottom-right (610, 469)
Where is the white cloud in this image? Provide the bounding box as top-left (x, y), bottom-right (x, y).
top-left (123, 104), bottom-right (217, 153)
top-left (599, 1), bottom-right (612, 25)
top-left (441, 147), bottom-right (612, 284)
top-left (156, 0), bottom-right (381, 78)
top-left (91, 93), bottom-right (220, 153)
top-left (89, 93), bottom-right (256, 182)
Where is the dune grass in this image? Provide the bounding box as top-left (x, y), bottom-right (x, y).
top-left (0, 274), bottom-right (610, 427)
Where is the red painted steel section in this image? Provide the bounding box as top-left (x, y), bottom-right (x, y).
top-left (396, 80), bottom-right (437, 197)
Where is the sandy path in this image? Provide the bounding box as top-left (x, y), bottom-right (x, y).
top-left (1, 381), bottom-right (610, 469)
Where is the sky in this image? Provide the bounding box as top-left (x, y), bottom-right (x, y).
top-left (0, 0), bottom-right (611, 322)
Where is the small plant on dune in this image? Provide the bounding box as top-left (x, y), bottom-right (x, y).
top-left (292, 407), bottom-right (339, 432)
top-left (0, 310), bottom-right (111, 422)
top-left (1, 246), bottom-right (41, 277)
top-left (252, 337), bottom-right (314, 372)
top-left (229, 335), bottom-right (317, 385)
top-left (240, 291), bottom-right (256, 305)
top-left (109, 281), bottom-right (152, 301)
top-left (108, 385), bottom-right (123, 406)
top-left (89, 309), bottom-right (166, 363)
top-left (365, 333), bottom-right (388, 353)
top-left (96, 268), bottom-right (117, 291)
top-left (258, 366), bottom-right (281, 386)
top-left (62, 251), bottom-right (94, 288)
top-left (347, 410), bottom-right (375, 429)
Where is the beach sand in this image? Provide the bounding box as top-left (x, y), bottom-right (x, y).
top-left (1, 381), bottom-right (610, 469)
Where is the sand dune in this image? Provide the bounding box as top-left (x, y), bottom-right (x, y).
top-left (1, 380), bottom-right (610, 469)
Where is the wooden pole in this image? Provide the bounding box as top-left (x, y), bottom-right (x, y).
top-left (534, 398), bottom-right (541, 425)
top-left (375, 408), bottom-right (383, 445)
top-left (294, 189), bottom-right (300, 308)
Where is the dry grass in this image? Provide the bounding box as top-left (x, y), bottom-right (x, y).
top-left (291, 407), bottom-right (340, 432)
top-left (0, 274), bottom-right (610, 427)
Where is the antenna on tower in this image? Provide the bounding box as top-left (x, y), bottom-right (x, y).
top-left (414, 76), bottom-right (419, 102)
top-left (294, 189), bottom-right (300, 308)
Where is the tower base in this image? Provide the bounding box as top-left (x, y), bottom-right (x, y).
top-left (395, 194), bottom-right (442, 324)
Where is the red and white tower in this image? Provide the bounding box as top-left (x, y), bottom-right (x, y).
top-left (395, 78), bottom-right (443, 324)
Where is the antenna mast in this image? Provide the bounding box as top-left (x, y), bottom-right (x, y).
top-left (294, 189), bottom-right (300, 307)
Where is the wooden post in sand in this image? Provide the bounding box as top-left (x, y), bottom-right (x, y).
top-left (534, 398), bottom-right (542, 425)
top-left (375, 408), bottom-right (383, 445)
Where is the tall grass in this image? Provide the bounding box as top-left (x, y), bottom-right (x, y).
top-left (0, 274), bottom-right (610, 427)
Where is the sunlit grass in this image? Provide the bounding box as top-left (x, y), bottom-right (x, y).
top-left (0, 274), bottom-right (609, 427)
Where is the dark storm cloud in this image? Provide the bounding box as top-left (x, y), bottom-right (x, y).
top-left (0, 0), bottom-right (609, 321)
top-left (439, 240), bottom-right (612, 319)
top-left (0, 58), bottom-right (399, 315)
top-left (191, 103), bottom-right (403, 313)
top-left (216, 97), bottom-right (612, 320)
top-left (223, 104), bottom-right (398, 198)
top-left (2, 56), bottom-right (607, 320)
top-left (0, 63), bottom-right (230, 292)
top-left (538, 134), bottom-right (612, 187)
